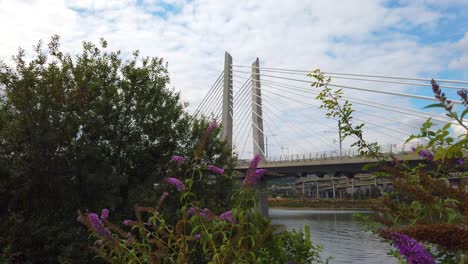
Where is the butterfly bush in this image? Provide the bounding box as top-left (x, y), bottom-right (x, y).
top-left (311, 70), bottom-right (468, 263)
top-left (207, 164), bottom-right (224, 174)
top-left (166, 177), bottom-right (186, 191)
top-left (390, 232), bottom-right (435, 264)
top-left (87, 213), bottom-right (112, 239)
top-left (171, 155), bottom-right (185, 164)
top-left (218, 210), bottom-right (234, 223)
top-left (100, 209), bottom-right (109, 220)
top-left (78, 120), bottom-right (327, 263)
top-left (243, 154), bottom-right (265, 188)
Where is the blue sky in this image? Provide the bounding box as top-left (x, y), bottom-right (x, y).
top-left (1, 0), bottom-right (468, 156)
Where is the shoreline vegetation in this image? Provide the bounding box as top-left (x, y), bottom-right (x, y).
top-left (268, 198), bottom-right (380, 210)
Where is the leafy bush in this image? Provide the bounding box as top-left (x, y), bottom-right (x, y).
top-left (78, 122), bottom-right (328, 263)
top-left (310, 70), bottom-right (467, 264)
top-left (0, 36), bottom-right (233, 263)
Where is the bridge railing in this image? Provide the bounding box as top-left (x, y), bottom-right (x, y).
top-left (236, 142), bottom-right (422, 165)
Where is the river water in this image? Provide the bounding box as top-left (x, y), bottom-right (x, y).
top-left (270, 209), bottom-right (397, 264)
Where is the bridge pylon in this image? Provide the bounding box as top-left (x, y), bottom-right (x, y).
top-left (251, 58), bottom-right (266, 160)
top-left (222, 52), bottom-right (233, 148)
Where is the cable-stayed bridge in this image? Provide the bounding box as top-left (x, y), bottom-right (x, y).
top-left (194, 52), bottom-right (466, 167)
top-left (194, 52), bottom-right (468, 216)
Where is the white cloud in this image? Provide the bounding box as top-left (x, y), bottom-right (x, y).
top-left (449, 33), bottom-right (468, 70)
top-left (66, 0), bottom-right (137, 10)
top-left (0, 0), bottom-right (466, 157)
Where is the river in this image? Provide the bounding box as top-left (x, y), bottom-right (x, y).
top-left (270, 209), bottom-right (397, 264)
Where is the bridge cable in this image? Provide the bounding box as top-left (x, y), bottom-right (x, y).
top-left (232, 80), bottom-right (254, 142)
top-left (239, 126), bottom-right (252, 159)
top-left (245, 67), bottom-right (468, 91)
top-left (232, 65), bottom-right (468, 85)
top-left (234, 73), bottom-right (414, 140)
top-left (232, 78), bottom-right (253, 128)
top-left (259, 78), bottom-right (453, 124)
top-left (233, 70), bottom-right (464, 104)
top-left (194, 71), bottom-right (224, 116)
top-left (194, 71), bottom-right (223, 116)
top-left (251, 95), bottom-right (337, 150)
top-left (197, 82), bottom-right (223, 118)
top-left (260, 84), bottom-right (412, 142)
top-left (255, 97), bottom-right (335, 153)
top-left (202, 84), bottom-right (224, 118)
top-left (260, 82), bottom-right (422, 130)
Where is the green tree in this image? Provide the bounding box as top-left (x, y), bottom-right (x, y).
top-left (0, 35), bottom-right (234, 263)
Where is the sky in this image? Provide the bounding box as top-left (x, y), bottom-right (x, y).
top-left (1, 0), bottom-right (468, 158)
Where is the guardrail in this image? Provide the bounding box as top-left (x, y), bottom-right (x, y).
top-left (237, 143), bottom-right (422, 166)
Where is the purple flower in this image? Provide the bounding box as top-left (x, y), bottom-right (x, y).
top-left (171, 155), bottom-right (185, 164)
top-left (166, 177), bottom-right (186, 191)
top-left (457, 158), bottom-right (465, 166)
top-left (157, 191), bottom-right (169, 207)
top-left (126, 233), bottom-right (134, 244)
top-left (411, 146), bottom-right (417, 152)
top-left (194, 233), bottom-right (201, 239)
top-left (100, 209), bottom-right (109, 220)
top-left (255, 169), bottom-right (267, 178)
top-left (208, 165), bottom-right (224, 174)
top-left (204, 120), bottom-right (218, 136)
top-left (188, 207), bottom-right (199, 216)
top-left (457, 89), bottom-right (468, 106)
top-left (417, 149), bottom-right (434, 162)
top-left (243, 155), bottom-right (263, 187)
top-left (218, 210), bottom-right (234, 223)
top-left (87, 213), bottom-right (112, 238)
top-left (390, 232), bottom-right (435, 264)
top-left (187, 207), bottom-right (213, 220)
top-left (96, 240), bottom-right (102, 246)
top-left (77, 215), bottom-right (83, 223)
top-left (123, 220), bottom-right (136, 226)
top-left (199, 208), bottom-right (214, 221)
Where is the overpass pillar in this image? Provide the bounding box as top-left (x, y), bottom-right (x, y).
top-left (256, 180), bottom-right (269, 218)
top-left (251, 58), bottom-right (265, 159)
top-left (332, 180), bottom-right (336, 199)
top-left (316, 182), bottom-right (319, 199)
top-left (222, 52), bottom-right (233, 148)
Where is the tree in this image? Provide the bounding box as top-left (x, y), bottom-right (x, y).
top-left (0, 35), bottom-right (234, 263)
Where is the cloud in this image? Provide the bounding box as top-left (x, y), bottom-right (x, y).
top-left (0, 0), bottom-right (467, 157)
top-left (449, 33), bottom-right (468, 70)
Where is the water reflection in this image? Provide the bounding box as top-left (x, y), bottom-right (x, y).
top-left (270, 209), bottom-right (397, 264)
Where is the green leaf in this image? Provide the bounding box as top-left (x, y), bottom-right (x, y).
top-left (442, 123), bottom-right (452, 130)
top-left (424, 103), bottom-right (444, 109)
top-left (460, 108), bottom-right (468, 120)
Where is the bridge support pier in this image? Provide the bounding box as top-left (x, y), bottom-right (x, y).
top-left (222, 52), bottom-right (233, 148)
top-left (256, 180), bottom-right (269, 217)
top-left (251, 58), bottom-right (265, 159)
top-left (316, 182), bottom-right (319, 199)
top-left (332, 180), bottom-right (336, 199)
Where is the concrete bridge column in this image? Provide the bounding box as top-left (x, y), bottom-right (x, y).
top-left (316, 182), bottom-right (319, 199)
top-left (251, 58), bottom-right (265, 159)
top-left (332, 180), bottom-right (336, 199)
top-left (222, 52), bottom-right (233, 148)
top-left (256, 180), bottom-right (269, 217)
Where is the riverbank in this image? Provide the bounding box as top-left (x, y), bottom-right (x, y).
top-left (268, 198), bottom-right (380, 209)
